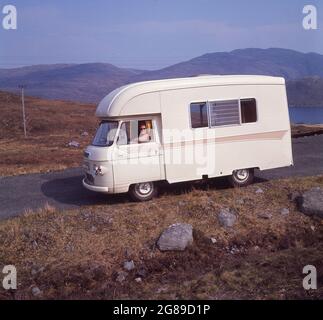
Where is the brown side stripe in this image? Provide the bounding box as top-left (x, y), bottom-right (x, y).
top-left (163, 130), bottom-right (288, 149)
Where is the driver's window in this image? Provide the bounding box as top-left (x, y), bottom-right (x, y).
top-left (117, 120), bottom-right (154, 145)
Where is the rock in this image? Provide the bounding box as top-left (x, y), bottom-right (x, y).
top-left (31, 269), bottom-right (38, 276)
top-left (218, 209), bottom-right (237, 228)
top-left (81, 131), bottom-right (89, 136)
top-left (104, 217), bottom-right (113, 224)
top-left (65, 243), bottom-right (75, 252)
top-left (289, 191), bottom-right (301, 202)
top-left (85, 263), bottom-right (105, 281)
top-left (135, 277), bottom-right (142, 283)
top-left (116, 271), bottom-right (128, 283)
top-left (236, 199), bottom-right (245, 205)
top-left (311, 225), bottom-right (315, 232)
top-left (32, 240), bottom-right (38, 249)
top-left (68, 141), bottom-right (80, 148)
top-left (123, 260), bottom-right (135, 271)
top-left (229, 246), bottom-right (240, 254)
top-left (81, 212), bottom-right (91, 221)
top-left (136, 267), bottom-right (147, 278)
top-left (210, 238), bottom-right (217, 244)
top-left (31, 286), bottom-right (42, 297)
top-left (255, 187), bottom-right (264, 194)
top-left (90, 226), bottom-right (97, 232)
top-left (31, 267), bottom-right (45, 276)
top-left (280, 208), bottom-right (290, 216)
top-left (156, 286), bottom-right (168, 294)
top-left (299, 187), bottom-right (323, 218)
top-left (258, 212), bottom-right (272, 219)
top-left (157, 223), bottom-right (193, 251)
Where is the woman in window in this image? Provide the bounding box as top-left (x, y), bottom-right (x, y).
top-left (138, 123), bottom-right (151, 143)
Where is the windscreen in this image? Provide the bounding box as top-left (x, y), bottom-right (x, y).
top-left (92, 121), bottom-right (119, 147)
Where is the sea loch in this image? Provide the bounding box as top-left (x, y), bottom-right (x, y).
top-left (289, 107), bottom-right (323, 125)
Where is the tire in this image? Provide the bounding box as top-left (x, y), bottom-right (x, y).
top-left (228, 169), bottom-right (254, 188)
top-left (129, 182), bottom-right (158, 202)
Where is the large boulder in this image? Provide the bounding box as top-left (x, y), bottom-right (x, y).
top-left (299, 187), bottom-right (323, 218)
top-left (157, 223), bottom-right (193, 251)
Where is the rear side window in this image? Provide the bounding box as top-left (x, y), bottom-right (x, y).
top-left (241, 98), bottom-right (257, 123)
top-left (189, 98), bottom-right (258, 128)
top-left (190, 102), bottom-right (208, 128)
top-left (209, 100), bottom-right (240, 127)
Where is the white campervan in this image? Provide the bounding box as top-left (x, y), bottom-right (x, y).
top-left (83, 75), bottom-right (293, 201)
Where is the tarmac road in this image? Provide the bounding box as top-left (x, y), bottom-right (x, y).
top-left (0, 135), bottom-right (322, 220)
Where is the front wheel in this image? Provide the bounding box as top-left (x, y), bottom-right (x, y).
top-left (129, 182), bottom-right (158, 202)
top-left (228, 169), bottom-right (254, 188)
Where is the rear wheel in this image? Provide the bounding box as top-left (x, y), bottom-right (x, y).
top-left (228, 169), bottom-right (254, 187)
top-left (129, 182), bottom-right (158, 202)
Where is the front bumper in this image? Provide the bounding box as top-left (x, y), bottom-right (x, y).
top-left (82, 178), bottom-right (110, 193)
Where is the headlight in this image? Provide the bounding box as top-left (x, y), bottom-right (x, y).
top-left (93, 165), bottom-right (105, 176)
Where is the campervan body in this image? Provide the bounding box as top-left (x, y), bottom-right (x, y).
top-left (83, 75), bottom-right (293, 201)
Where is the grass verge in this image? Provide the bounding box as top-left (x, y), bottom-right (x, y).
top-left (0, 175), bottom-right (322, 299)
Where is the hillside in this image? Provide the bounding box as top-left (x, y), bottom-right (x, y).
top-left (0, 90), bottom-right (97, 176)
top-left (1, 48), bottom-right (323, 105)
top-left (287, 77), bottom-right (323, 107)
top-left (0, 63), bottom-right (144, 103)
top-left (136, 48), bottom-right (323, 81)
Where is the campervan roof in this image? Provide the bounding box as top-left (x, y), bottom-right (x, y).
top-left (96, 75), bottom-right (285, 118)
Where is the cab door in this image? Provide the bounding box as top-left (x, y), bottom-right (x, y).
top-left (112, 117), bottom-right (163, 192)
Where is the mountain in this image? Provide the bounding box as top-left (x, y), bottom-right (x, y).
top-left (1, 48), bottom-right (323, 105)
top-left (287, 77), bottom-right (323, 107)
top-left (0, 63), bottom-right (145, 103)
top-left (135, 48), bottom-right (323, 81)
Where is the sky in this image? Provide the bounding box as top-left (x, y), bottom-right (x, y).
top-left (0, 0), bottom-right (323, 69)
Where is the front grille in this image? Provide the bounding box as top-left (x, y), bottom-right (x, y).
top-left (85, 173), bottom-right (94, 185)
top-left (83, 161), bottom-right (90, 172)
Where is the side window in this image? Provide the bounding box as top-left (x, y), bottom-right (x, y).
top-left (241, 98), bottom-right (257, 123)
top-left (118, 120), bottom-right (154, 145)
top-left (190, 102), bottom-right (208, 128)
top-left (209, 100), bottom-right (240, 127)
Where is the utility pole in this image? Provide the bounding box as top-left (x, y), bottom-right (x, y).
top-left (18, 85), bottom-right (27, 138)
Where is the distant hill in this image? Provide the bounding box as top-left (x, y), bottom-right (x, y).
top-left (287, 77), bottom-right (323, 107)
top-left (1, 48), bottom-right (323, 105)
top-left (136, 48), bottom-right (323, 81)
top-left (0, 63), bottom-right (144, 103)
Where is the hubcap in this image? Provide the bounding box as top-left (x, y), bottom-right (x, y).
top-left (135, 182), bottom-right (153, 196)
top-left (234, 169), bottom-right (249, 181)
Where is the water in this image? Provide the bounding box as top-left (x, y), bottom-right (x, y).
top-left (289, 107), bottom-right (323, 125)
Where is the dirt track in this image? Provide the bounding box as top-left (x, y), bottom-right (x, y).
top-left (0, 135), bottom-right (322, 220)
